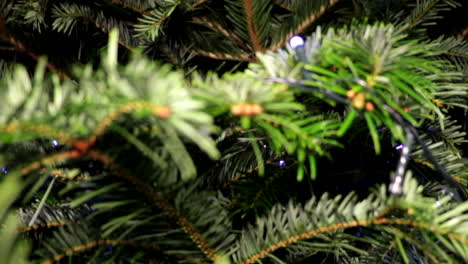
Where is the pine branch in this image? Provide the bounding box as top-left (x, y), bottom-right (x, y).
top-left (243, 0), bottom-right (263, 52)
top-left (110, 0), bottom-right (150, 16)
top-left (239, 216), bottom-right (467, 264)
top-left (51, 3), bottom-right (135, 50)
top-left (192, 0), bottom-right (208, 8)
top-left (381, 226), bottom-right (440, 263)
top-left (12, 147), bottom-right (222, 262)
top-left (270, 0), bottom-right (340, 51)
top-left (271, 0), bottom-right (295, 12)
top-left (94, 13), bottom-right (136, 50)
top-left (223, 155), bottom-right (280, 189)
top-left (193, 16), bottom-right (250, 51)
top-left (18, 220), bottom-right (79, 233)
top-left (161, 46), bottom-right (181, 66)
top-left (10, 0), bottom-right (47, 33)
top-left (18, 151), bottom-right (81, 176)
top-left (232, 180), bottom-right (468, 264)
top-left (0, 123), bottom-right (75, 145)
top-left (0, 15), bottom-right (70, 80)
top-left (192, 49), bottom-right (254, 61)
top-left (247, 170), bottom-right (284, 210)
top-left (86, 150), bottom-right (221, 262)
top-left (134, 1), bottom-right (181, 41)
top-left (42, 169), bottom-right (89, 182)
top-left (0, 172), bottom-right (29, 264)
top-left (2, 101), bottom-right (172, 160)
top-left (402, 0), bottom-right (459, 32)
top-left (2, 16), bottom-right (468, 263)
top-left (380, 238), bottom-right (398, 262)
top-left (406, 0), bottom-right (438, 29)
top-left (459, 27), bottom-right (468, 39)
top-left (42, 239), bottom-right (161, 264)
top-left (0, 46), bottom-right (14, 51)
top-left (84, 101), bottom-right (171, 149)
top-left (222, 155), bottom-right (289, 189)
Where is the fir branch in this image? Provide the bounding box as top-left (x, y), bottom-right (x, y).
top-left (85, 101), bottom-right (171, 148)
top-left (2, 101), bottom-right (172, 168)
top-left (43, 169), bottom-right (89, 182)
top-left (0, 123), bottom-right (75, 145)
top-left (231, 174), bottom-right (468, 263)
top-left (193, 49), bottom-right (253, 61)
top-left (442, 51), bottom-right (468, 59)
top-left (2, 13), bottom-right (468, 262)
top-left (271, 0), bottom-right (294, 11)
top-left (110, 0), bottom-right (150, 16)
top-left (0, 46), bottom-right (14, 51)
top-left (0, 15), bottom-right (70, 80)
top-left (238, 217), bottom-right (467, 264)
top-left (10, 0), bottom-right (47, 33)
top-left (413, 157), bottom-right (462, 183)
top-left (134, 1), bottom-right (181, 41)
top-left (243, 0), bottom-right (263, 52)
top-left (459, 27), bottom-right (468, 39)
top-left (91, 17), bottom-right (135, 50)
top-left (222, 162), bottom-right (262, 188)
top-left (51, 4), bottom-right (134, 50)
top-left (402, 0), bottom-right (459, 32)
top-left (19, 151), bottom-right (81, 176)
top-left (248, 171), bottom-right (280, 209)
top-left (86, 150), bottom-right (221, 262)
top-left (382, 226), bottom-right (440, 263)
top-left (191, 0), bottom-right (208, 8)
top-left (193, 16), bottom-right (249, 51)
top-left (406, 0), bottom-right (438, 29)
top-left (41, 239), bottom-right (161, 264)
top-left (161, 46), bottom-right (180, 67)
top-left (223, 155), bottom-right (293, 189)
top-left (270, 0), bottom-right (340, 51)
top-left (17, 220), bottom-right (79, 233)
top-left (381, 238), bottom-right (398, 262)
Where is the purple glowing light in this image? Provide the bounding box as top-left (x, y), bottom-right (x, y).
top-left (289, 35), bottom-right (305, 48)
top-left (52, 139), bottom-right (59, 147)
top-left (395, 144), bottom-right (404, 150)
top-left (279, 159), bottom-right (286, 168)
top-left (1, 167), bottom-right (7, 174)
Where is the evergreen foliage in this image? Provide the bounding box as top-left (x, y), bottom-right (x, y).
top-left (1, 0), bottom-right (468, 263)
top-left (2, 0), bottom-right (467, 73)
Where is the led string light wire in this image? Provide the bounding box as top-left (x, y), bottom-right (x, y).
top-left (267, 76), bottom-right (467, 201)
top-left (383, 105), bottom-right (467, 201)
top-left (281, 37), bottom-right (467, 200)
top-left (355, 85), bottom-right (466, 200)
top-left (388, 130), bottom-right (414, 195)
top-left (266, 77), bottom-right (348, 104)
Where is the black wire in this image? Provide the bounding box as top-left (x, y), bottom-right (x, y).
top-left (383, 105), bottom-right (467, 201)
top-left (363, 85), bottom-right (466, 200)
top-left (266, 77), bottom-right (348, 104)
top-left (388, 130), bottom-right (414, 196)
top-left (269, 77), bottom-right (467, 201)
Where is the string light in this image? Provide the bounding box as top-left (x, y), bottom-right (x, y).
top-left (355, 226), bottom-right (363, 237)
top-left (278, 159), bottom-right (286, 168)
top-left (1, 167), bottom-right (7, 174)
top-left (52, 139), bottom-right (59, 147)
top-left (389, 134), bottom-right (414, 195)
top-left (289, 35), bottom-right (305, 48)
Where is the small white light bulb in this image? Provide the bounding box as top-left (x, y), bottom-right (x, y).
top-left (289, 35), bottom-right (305, 48)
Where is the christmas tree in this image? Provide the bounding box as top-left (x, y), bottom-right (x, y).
top-left (1, 0), bottom-right (468, 263)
